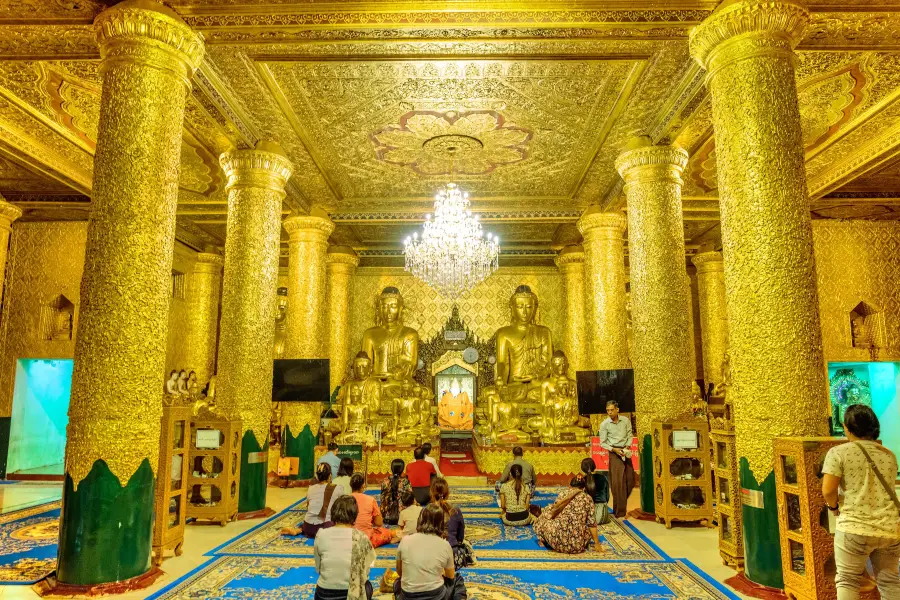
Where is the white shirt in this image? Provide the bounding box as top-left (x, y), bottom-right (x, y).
top-left (599, 416), bottom-right (632, 451)
top-left (305, 482), bottom-right (345, 525)
top-left (424, 455), bottom-right (442, 478)
top-left (397, 533), bottom-right (454, 592)
top-left (314, 527), bottom-right (376, 590)
top-left (823, 440), bottom-right (900, 539)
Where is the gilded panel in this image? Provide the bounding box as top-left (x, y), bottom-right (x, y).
top-left (812, 221), bottom-right (900, 362)
top-left (347, 267), bottom-right (565, 365)
top-left (166, 243), bottom-right (200, 375)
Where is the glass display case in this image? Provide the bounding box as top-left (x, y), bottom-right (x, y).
top-left (186, 417), bottom-right (242, 526)
top-left (710, 428), bottom-right (743, 570)
top-left (651, 420), bottom-right (713, 529)
top-left (774, 437), bottom-right (844, 600)
top-left (153, 406), bottom-right (191, 565)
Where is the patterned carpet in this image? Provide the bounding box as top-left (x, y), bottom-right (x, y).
top-left (151, 487), bottom-right (739, 599)
top-left (0, 501), bottom-right (60, 584)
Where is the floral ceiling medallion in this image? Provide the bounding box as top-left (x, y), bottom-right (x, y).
top-left (372, 110), bottom-right (532, 176)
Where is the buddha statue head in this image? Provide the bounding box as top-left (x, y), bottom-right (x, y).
top-left (450, 378), bottom-right (461, 397)
top-left (550, 349), bottom-right (568, 376)
top-left (378, 287), bottom-right (404, 327)
top-left (352, 351), bottom-right (373, 380)
top-left (510, 285), bottom-right (538, 325)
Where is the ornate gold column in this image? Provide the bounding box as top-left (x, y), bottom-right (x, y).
top-left (692, 251), bottom-right (727, 387)
top-left (326, 245), bottom-right (359, 393)
top-left (577, 209), bottom-right (630, 370)
top-left (556, 244), bottom-right (587, 372)
top-left (616, 141), bottom-right (695, 514)
top-left (0, 196), bottom-right (22, 302)
top-left (282, 210), bottom-right (334, 480)
top-left (692, 1), bottom-right (828, 588)
top-left (217, 141), bottom-right (293, 514)
top-left (58, 0), bottom-right (203, 587)
top-left (184, 251), bottom-right (224, 385)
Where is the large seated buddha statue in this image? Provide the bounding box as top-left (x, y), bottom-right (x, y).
top-left (526, 350), bottom-right (590, 444)
top-left (361, 287), bottom-right (420, 401)
top-left (483, 285), bottom-right (553, 442)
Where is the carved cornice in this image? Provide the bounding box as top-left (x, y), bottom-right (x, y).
top-left (577, 209), bottom-right (627, 236)
top-left (0, 25), bottom-right (98, 59)
top-left (220, 141), bottom-right (294, 192)
top-left (801, 12), bottom-right (900, 50)
top-left (329, 209), bottom-right (582, 222)
top-left (690, 1), bottom-right (809, 70)
top-left (615, 144), bottom-right (689, 184)
top-left (95, 0), bottom-right (205, 82)
top-left (690, 250), bottom-right (724, 273)
top-left (283, 213), bottom-right (335, 242)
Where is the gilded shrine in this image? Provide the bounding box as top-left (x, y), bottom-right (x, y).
top-left (0, 0), bottom-right (898, 598)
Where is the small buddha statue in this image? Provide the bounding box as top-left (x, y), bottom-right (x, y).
top-left (165, 370), bottom-right (180, 397)
top-left (690, 380), bottom-right (707, 417)
top-left (335, 351), bottom-right (382, 444)
top-left (483, 285), bottom-right (553, 440)
top-left (336, 385), bottom-right (371, 444)
top-left (361, 287), bottom-right (420, 401)
top-left (712, 351), bottom-right (730, 397)
top-left (851, 315), bottom-right (873, 349)
top-left (176, 369), bottom-right (189, 397)
top-left (390, 380), bottom-right (440, 444)
top-left (187, 370), bottom-right (202, 401)
top-left (527, 350), bottom-right (589, 444)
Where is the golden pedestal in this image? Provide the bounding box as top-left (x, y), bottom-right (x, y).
top-left (153, 406), bottom-right (191, 565)
top-left (473, 434), bottom-right (586, 479)
top-left (186, 418), bottom-right (242, 526)
top-left (652, 420), bottom-right (713, 529)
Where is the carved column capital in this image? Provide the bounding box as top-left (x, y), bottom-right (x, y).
top-left (616, 143), bottom-right (689, 187)
top-left (194, 251), bottom-right (224, 274)
top-left (326, 245), bottom-right (360, 275)
top-left (220, 141), bottom-right (294, 194)
top-left (577, 209), bottom-right (627, 241)
top-left (555, 244), bottom-right (585, 271)
top-left (284, 213), bottom-right (335, 244)
top-left (691, 250), bottom-right (725, 274)
top-left (95, 0), bottom-right (204, 87)
top-left (0, 196), bottom-right (23, 232)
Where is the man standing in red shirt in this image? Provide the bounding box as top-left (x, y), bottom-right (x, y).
top-left (406, 446), bottom-right (436, 505)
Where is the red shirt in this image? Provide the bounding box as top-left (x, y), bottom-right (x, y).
top-left (406, 460), bottom-right (436, 487)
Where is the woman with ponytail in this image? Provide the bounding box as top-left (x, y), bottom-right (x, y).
top-left (581, 457), bottom-right (611, 525)
top-left (379, 458), bottom-right (411, 525)
top-left (500, 464), bottom-right (533, 525)
top-left (430, 478), bottom-right (476, 569)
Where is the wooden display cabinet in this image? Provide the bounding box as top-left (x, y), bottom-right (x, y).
top-left (186, 417), bottom-right (242, 526)
top-left (152, 406), bottom-right (191, 565)
top-left (710, 429), bottom-right (743, 569)
top-left (652, 420), bottom-right (714, 528)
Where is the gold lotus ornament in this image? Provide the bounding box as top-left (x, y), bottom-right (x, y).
top-left (373, 110), bottom-right (531, 175)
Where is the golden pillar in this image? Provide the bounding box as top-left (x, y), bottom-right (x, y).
top-left (692, 1), bottom-right (828, 588)
top-left (692, 251), bottom-right (727, 387)
top-left (185, 251), bottom-right (224, 385)
top-left (0, 196), bottom-right (22, 302)
top-left (282, 210), bottom-right (334, 479)
top-left (217, 141), bottom-right (293, 513)
top-left (577, 209), bottom-right (630, 370)
top-left (616, 142), bottom-right (695, 514)
top-left (556, 244), bottom-right (587, 372)
top-left (326, 245), bottom-right (359, 393)
top-left (59, 0), bottom-right (203, 586)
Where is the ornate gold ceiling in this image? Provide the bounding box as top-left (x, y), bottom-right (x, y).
top-left (0, 0), bottom-right (898, 266)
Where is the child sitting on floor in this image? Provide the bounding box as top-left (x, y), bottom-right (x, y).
top-left (395, 490), bottom-right (422, 539)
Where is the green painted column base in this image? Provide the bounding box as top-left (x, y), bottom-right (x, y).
top-left (283, 424), bottom-right (316, 480)
top-left (740, 458), bottom-right (784, 589)
top-left (238, 431), bottom-right (269, 513)
top-left (57, 459), bottom-right (154, 585)
top-left (640, 434), bottom-right (655, 514)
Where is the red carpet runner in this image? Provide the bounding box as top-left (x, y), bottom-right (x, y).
top-left (439, 451), bottom-right (480, 477)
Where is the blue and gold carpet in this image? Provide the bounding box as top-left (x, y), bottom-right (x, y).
top-left (0, 501), bottom-right (60, 584)
top-left (151, 487), bottom-right (738, 599)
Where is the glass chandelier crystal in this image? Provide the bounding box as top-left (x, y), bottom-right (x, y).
top-left (404, 183), bottom-right (499, 299)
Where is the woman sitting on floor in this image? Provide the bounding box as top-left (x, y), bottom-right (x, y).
top-left (333, 457), bottom-right (355, 493)
top-left (430, 478), bottom-right (476, 569)
top-left (500, 464), bottom-right (533, 526)
top-left (281, 462), bottom-right (344, 537)
top-left (350, 473), bottom-right (397, 547)
top-left (582, 457), bottom-right (611, 525)
top-left (533, 475), bottom-right (603, 554)
top-left (394, 503), bottom-right (467, 600)
top-left (381, 458), bottom-right (412, 526)
top-left (314, 495), bottom-right (377, 600)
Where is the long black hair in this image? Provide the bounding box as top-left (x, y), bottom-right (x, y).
top-left (337, 457), bottom-right (354, 478)
top-left (389, 458), bottom-right (405, 500)
top-left (510, 463), bottom-right (524, 503)
top-left (581, 457), bottom-right (597, 498)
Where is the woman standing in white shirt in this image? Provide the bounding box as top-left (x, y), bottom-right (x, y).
top-left (822, 404), bottom-right (900, 600)
top-left (314, 495), bottom-right (377, 600)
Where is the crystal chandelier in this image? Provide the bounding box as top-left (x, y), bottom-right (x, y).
top-left (404, 183), bottom-right (500, 299)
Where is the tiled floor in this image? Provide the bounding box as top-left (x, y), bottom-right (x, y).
top-left (0, 483), bottom-right (750, 599)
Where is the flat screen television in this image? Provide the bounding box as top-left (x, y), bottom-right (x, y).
top-left (272, 359), bottom-right (330, 402)
top-left (576, 369), bottom-right (636, 415)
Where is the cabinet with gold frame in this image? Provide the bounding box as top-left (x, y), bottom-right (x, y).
top-left (652, 420), bottom-right (714, 528)
top-left (152, 406), bottom-right (191, 565)
top-left (186, 417), bottom-right (242, 526)
top-left (709, 395), bottom-right (742, 570)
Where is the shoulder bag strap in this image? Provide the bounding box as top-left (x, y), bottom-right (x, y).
top-left (549, 490), bottom-right (581, 520)
top-left (854, 441), bottom-right (900, 517)
top-left (318, 484), bottom-right (337, 519)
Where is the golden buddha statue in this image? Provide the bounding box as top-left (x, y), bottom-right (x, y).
top-left (335, 351), bottom-right (382, 444)
top-left (526, 350), bottom-right (589, 444)
top-left (361, 287), bottom-right (420, 400)
top-left (483, 285), bottom-right (553, 441)
top-left (390, 380), bottom-right (440, 444)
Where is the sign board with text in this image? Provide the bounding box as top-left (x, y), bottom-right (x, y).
top-left (591, 436), bottom-right (640, 472)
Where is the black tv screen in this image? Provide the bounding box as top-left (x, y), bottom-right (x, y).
top-left (272, 359), bottom-right (330, 402)
top-left (576, 369), bottom-right (636, 415)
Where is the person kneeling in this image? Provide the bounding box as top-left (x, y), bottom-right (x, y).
top-left (393, 504), bottom-right (467, 600)
top-left (314, 495), bottom-right (377, 600)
